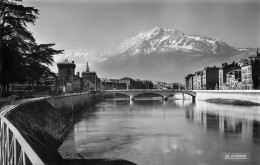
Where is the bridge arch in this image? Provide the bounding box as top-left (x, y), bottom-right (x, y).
top-left (102, 90), bottom-right (196, 102)
top-left (133, 92), bottom-right (165, 98)
top-left (102, 92), bottom-right (131, 98)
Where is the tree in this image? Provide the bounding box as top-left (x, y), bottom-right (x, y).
top-left (0, 1), bottom-right (63, 94)
top-left (0, 0), bottom-right (39, 94)
top-left (1, 44), bottom-right (27, 91)
top-left (25, 44), bottom-right (63, 89)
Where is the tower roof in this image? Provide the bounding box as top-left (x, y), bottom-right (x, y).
top-left (57, 59), bottom-right (76, 68)
top-left (86, 62), bottom-right (89, 72)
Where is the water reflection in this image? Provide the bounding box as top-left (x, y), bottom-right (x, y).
top-left (253, 121), bottom-right (260, 144)
top-left (60, 99), bottom-right (260, 165)
top-left (185, 101), bottom-right (260, 145)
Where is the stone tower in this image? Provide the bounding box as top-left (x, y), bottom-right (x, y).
top-left (86, 62), bottom-right (90, 72)
top-left (57, 59), bottom-right (76, 84)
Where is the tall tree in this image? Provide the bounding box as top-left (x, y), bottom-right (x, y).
top-left (2, 44), bottom-right (27, 91)
top-left (0, 0), bottom-right (38, 94)
top-left (26, 44), bottom-right (63, 89)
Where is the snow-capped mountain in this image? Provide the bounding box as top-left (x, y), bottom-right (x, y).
top-left (116, 27), bottom-right (239, 56)
top-left (53, 27), bottom-right (254, 82)
top-left (92, 27), bottom-right (252, 82)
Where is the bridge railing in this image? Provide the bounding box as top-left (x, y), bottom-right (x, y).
top-left (0, 114), bottom-right (45, 165)
top-left (103, 89), bottom-right (192, 92)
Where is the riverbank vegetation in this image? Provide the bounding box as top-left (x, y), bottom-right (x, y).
top-left (205, 98), bottom-right (260, 106)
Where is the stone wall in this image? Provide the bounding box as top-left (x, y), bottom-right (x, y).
top-left (194, 90), bottom-right (260, 104)
top-left (46, 92), bottom-right (102, 116)
top-left (2, 92), bottom-right (102, 164)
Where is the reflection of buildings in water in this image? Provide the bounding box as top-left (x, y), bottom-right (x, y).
top-left (194, 101), bottom-right (260, 122)
top-left (174, 100), bottom-right (184, 107)
top-left (184, 103), bottom-right (196, 122)
top-left (174, 99), bottom-right (193, 107)
top-left (185, 107), bottom-right (204, 127)
top-left (253, 120), bottom-right (260, 144)
top-left (185, 108), bottom-right (194, 121)
top-left (223, 119), bottom-right (242, 134)
top-left (184, 103), bottom-right (260, 141)
top-left (206, 113), bottom-right (219, 131)
top-left (219, 114), bottom-right (243, 136)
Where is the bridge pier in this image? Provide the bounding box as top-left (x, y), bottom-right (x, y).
top-left (192, 96), bottom-right (196, 103)
top-left (162, 96), bottom-right (168, 101)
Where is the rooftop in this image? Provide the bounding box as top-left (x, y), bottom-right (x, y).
top-left (57, 59), bottom-right (76, 67)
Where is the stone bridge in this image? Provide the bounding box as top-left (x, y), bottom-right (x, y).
top-left (102, 89), bottom-right (196, 102)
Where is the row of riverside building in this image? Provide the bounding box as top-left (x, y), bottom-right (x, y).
top-left (56, 59), bottom-right (101, 93)
top-left (56, 59), bottom-right (153, 93)
top-left (185, 50), bottom-right (260, 90)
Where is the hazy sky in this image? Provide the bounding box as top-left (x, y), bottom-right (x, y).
top-left (24, 0), bottom-right (260, 51)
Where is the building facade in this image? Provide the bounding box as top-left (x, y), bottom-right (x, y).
top-left (226, 69), bottom-right (242, 90)
top-left (185, 74), bottom-right (194, 90)
top-left (57, 59), bottom-right (82, 92)
top-left (73, 73), bottom-right (82, 93)
top-left (185, 50), bottom-right (260, 91)
top-left (102, 80), bottom-right (113, 90)
top-left (81, 62), bottom-right (100, 91)
top-left (202, 66), bottom-right (219, 90)
top-left (56, 60), bottom-right (103, 93)
top-left (194, 71), bottom-right (203, 90)
top-left (240, 50), bottom-right (260, 90)
top-left (219, 62), bottom-right (240, 90)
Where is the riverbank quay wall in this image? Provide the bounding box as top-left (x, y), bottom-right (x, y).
top-left (46, 91), bottom-right (102, 116)
top-left (0, 92), bottom-right (102, 164)
top-left (194, 90), bottom-right (260, 104)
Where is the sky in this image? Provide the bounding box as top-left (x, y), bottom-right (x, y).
top-left (24, 0), bottom-right (260, 52)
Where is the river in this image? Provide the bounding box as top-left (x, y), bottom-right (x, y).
top-left (59, 98), bottom-right (260, 165)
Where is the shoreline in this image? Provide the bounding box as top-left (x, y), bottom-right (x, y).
top-left (205, 98), bottom-right (260, 106)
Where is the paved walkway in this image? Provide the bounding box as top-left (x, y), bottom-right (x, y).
top-left (0, 97), bottom-right (45, 115)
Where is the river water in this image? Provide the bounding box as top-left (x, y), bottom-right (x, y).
top-left (60, 98), bottom-right (260, 165)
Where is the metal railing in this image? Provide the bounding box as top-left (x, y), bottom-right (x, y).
top-left (103, 89), bottom-right (193, 92)
top-left (0, 114), bottom-right (44, 165)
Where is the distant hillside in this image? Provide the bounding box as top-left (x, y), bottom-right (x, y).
top-left (54, 27), bottom-right (255, 83)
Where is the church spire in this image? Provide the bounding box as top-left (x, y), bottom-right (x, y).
top-left (86, 62), bottom-right (89, 72)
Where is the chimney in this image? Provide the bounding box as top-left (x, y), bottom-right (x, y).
top-left (77, 72), bottom-right (79, 77)
top-left (72, 61), bottom-right (74, 64)
top-left (222, 63), bottom-right (227, 67)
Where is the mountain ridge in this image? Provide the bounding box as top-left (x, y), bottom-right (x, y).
top-left (53, 27), bottom-right (255, 82)
top-left (115, 27), bottom-right (239, 56)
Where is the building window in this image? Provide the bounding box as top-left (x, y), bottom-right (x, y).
top-left (67, 70), bottom-right (71, 75)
